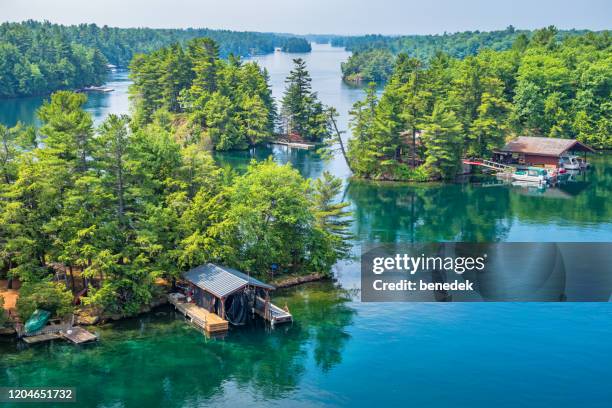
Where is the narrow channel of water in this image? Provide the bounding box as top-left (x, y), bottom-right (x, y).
top-left (1, 43), bottom-right (611, 408)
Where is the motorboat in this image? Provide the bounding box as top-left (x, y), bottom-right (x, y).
top-left (511, 167), bottom-right (550, 184)
top-left (559, 155), bottom-right (581, 170)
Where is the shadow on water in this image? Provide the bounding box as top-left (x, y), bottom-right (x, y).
top-left (0, 282), bottom-right (356, 407)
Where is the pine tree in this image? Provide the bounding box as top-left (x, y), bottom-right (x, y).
top-left (311, 171), bottom-right (352, 259)
top-left (468, 77), bottom-right (511, 157)
top-left (421, 103), bottom-right (463, 180)
top-left (281, 58), bottom-right (330, 142)
top-left (347, 83), bottom-right (379, 176)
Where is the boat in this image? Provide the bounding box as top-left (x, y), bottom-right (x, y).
top-left (559, 155), bottom-right (581, 170)
top-left (24, 309), bottom-right (51, 334)
top-left (78, 85), bottom-right (115, 93)
top-left (554, 167), bottom-right (571, 183)
top-left (511, 167), bottom-right (550, 184)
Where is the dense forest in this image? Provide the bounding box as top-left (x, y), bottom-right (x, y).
top-left (130, 42), bottom-right (332, 149)
top-left (280, 37), bottom-right (312, 53)
top-left (337, 26), bottom-right (594, 83)
top-left (346, 28), bottom-right (611, 181)
top-left (0, 20), bottom-right (311, 98)
top-left (341, 48), bottom-right (395, 83)
top-left (0, 91), bottom-right (351, 318)
top-left (129, 38), bottom-right (276, 150)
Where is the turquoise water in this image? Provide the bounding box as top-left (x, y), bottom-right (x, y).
top-left (1, 44), bottom-right (611, 407)
top-left (0, 70), bottom-right (131, 128)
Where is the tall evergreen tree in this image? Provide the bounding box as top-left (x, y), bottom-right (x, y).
top-left (280, 58), bottom-right (331, 142)
top-left (421, 103), bottom-right (463, 180)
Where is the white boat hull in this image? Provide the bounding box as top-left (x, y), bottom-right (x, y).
top-left (511, 174), bottom-right (546, 183)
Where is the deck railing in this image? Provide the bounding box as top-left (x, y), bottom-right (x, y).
top-left (463, 158), bottom-right (514, 173)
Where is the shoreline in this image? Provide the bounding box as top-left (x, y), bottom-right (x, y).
top-left (66, 272), bottom-right (329, 328)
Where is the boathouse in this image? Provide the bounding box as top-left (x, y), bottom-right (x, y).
top-left (493, 136), bottom-right (595, 168)
top-left (180, 263), bottom-right (292, 327)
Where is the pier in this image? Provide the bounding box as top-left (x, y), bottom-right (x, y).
top-left (462, 158), bottom-right (514, 173)
top-left (254, 296), bottom-right (292, 326)
top-left (270, 140), bottom-right (316, 150)
top-left (62, 326), bottom-right (98, 344)
top-left (167, 293), bottom-right (229, 333)
top-left (18, 320), bottom-right (98, 344)
top-left (175, 263), bottom-right (292, 331)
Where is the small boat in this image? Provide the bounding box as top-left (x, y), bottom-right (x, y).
top-left (554, 167), bottom-right (571, 183)
top-left (511, 167), bottom-right (550, 184)
top-left (24, 309), bottom-right (51, 334)
top-left (78, 86), bottom-right (115, 93)
top-left (559, 155), bottom-right (581, 170)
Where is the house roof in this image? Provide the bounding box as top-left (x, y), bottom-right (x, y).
top-left (496, 136), bottom-right (595, 157)
top-left (183, 263), bottom-right (274, 298)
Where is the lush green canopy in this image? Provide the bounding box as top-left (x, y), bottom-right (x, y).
top-left (0, 91), bottom-right (351, 316)
top-left (338, 26), bottom-right (601, 84)
top-left (129, 38), bottom-right (276, 150)
top-left (0, 20), bottom-right (310, 98)
top-left (346, 28), bottom-right (611, 181)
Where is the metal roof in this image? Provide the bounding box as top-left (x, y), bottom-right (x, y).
top-left (183, 263), bottom-right (275, 298)
top-left (496, 136), bottom-right (595, 157)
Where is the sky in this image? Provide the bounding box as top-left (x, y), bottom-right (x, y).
top-left (1, 0), bottom-right (610, 35)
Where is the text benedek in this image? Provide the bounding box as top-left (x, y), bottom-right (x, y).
top-left (373, 279), bottom-right (474, 291)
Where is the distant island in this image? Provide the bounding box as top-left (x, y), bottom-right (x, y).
top-left (336, 26), bottom-right (597, 83)
top-left (0, 21), bottom-right (311, 98)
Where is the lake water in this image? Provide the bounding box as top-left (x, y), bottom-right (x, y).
top-left (1, 43), bottom-right (611, 408)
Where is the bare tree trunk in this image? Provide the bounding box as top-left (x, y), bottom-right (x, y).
top-left (7, 260), bottom-right (12, 289)
top-left (412, 128), bottom-right (417, 168)
top-left (329, 111), bottom-right (354, 173)
top-left (69, 265), bottom-right (75, 291)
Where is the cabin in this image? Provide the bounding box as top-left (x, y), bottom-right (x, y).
top-left (399, 130), bottom-right (425, 165)
top-left (169, 263), bottom-right (292, 333)
top-left (493, 136), bottom-right (595, 168)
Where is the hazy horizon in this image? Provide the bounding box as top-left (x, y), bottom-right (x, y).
top-left (1, 0), bottom-right (610, 36)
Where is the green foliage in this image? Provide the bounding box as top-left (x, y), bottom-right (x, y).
top-left (0, 23), bottom-right (108, 97)
top-left (0, 295), bottom-right (6, 326)
top-left (347, 29), bottom-right (611, 181)
top-left (280, 58), bottom-right (331, 142)
top-left (0, 20), bottom-right (308, 97)
top-left (130, 38), bottom-right (275, 150)
top-left (1, 90), bottom-right (351, 316)
top-left (421, 103), bottom-right (463, 180)
top-left (336, 26), bottom-right (595, 84)
top-left (16, 281), bottom-right (73, 319)
top-left (219, 159), bottom-right (314, 273)
top-left (341, 49), bottom-right (395, 83)
top-left (0, 123), bottom-right (35, 185)
top-left (280, 38), bottom-right (312, 53)
top-left (312, 171), bottom-right (353, 260)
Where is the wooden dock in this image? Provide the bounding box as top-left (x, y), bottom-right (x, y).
top-left (168, 293), bottom-right (229, 333)
top-left (270, 140), bottom-right (316, 150)
top-left (22, 332), bottom-right (62, 344)
top-left (62, 326), bottom-right (98, 344)
top-left (254, 296), bottom-right (293, 326)
top-left (19, 322), bottom-right (97, 345)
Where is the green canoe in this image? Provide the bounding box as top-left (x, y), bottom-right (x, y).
top-left (24, 309), bottom-right (51, 334)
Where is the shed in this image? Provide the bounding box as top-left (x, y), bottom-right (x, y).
top-left (494, 136), bottom-right (595, 167)
top-left (183, 263), bottom-right (274, 321)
